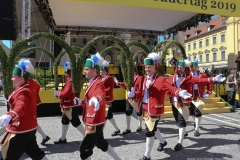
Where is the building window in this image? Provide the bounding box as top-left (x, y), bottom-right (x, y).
top-left (221, 50), bottom-right (225, 60)
top-left (213, 36), bottom-right (217, 45)
top-left (199, 40), bottom-right (202, 48)
top-left (213, 53), bottom-right (217, 62)
top-left (193, 42), bottom-right (196, 50)
top-left (207, 26), bottom-right (210, 31)
top-left (195, 31), bottom-right (198, 36)
top-left (205, 38), bottom-right (209, 46)
top-left (188, 44), bottom-right (191, 51)
top-left (206, 54), bottom-right (209, 63)
top-left (199, 55), bottom-right (202, 63)
top-left (221, 34), bottom-right (225, 43)
top-left (188, 56), bottom-right (191, 61)
top-left (222, 19), bottom-right (227, 26)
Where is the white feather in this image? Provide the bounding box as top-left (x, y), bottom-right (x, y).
top-left (184, 59), bottom-right (191, 67)
top-left (147, 52), bottom-right (160, 62)
top-left (18, 59), bottom-right (35, 74)
top-left (102, 60), bottom-right (109, 67)
top-left (93, 52), bottom-right (104, 66)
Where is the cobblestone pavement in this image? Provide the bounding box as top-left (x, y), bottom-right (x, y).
top-left (0, 96), bottom-right (239, 160)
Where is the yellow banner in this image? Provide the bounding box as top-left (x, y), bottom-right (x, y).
top-left (68, 0), bottom-right (239, 17)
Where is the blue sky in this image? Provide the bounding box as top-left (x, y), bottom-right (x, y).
top-left (2, 40), bottom-right (11, 48)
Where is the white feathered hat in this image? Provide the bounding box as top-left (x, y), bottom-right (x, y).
top-left (144, 52), bottom-right (160, 66)
top-left (84, 52), bottom-right (104, 70)
top-left (64, 61), bottom-right (71, 74)
top-left (100, 60), bottom-right (110, 71)
top-left (12, 58), bottom-right (34, 78)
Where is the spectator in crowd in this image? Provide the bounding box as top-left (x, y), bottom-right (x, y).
top-left (235, 51), bottom-right (240, 71)
top-left (0, 76), bottom-right (2, 96)
top-left (235, 72), bottom-right (240, 108)
top-left (226, 70), bottom-right (237, 111)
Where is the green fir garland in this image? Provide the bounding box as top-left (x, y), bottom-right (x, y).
top-left (0, 45), bottom-right (8, 96)
top-left (100, 46), bottom-right (121, 57)
top-left (127, 40), bottom-right (150, 53)
top-left (159, 40), bottom-right (186, 75)
top-left (5, 32), bottom-right (76, 96)
top-left (80, 35), bottom-right (134, 91)
top-left (133, 51), bottom-right (147, 62)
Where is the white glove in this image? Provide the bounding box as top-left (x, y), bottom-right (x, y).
top-left (113, 77), bottom-right (119, 84)
top-left (213, 74), bottom-right (226, 82)
top-left (203, 93), bottom-right (209, 98)
top-left (74, 97), bottom-right (82, 106)
top-left (128, 87), bottom-right (135, 98)
top-left (89, 97), bottom-right (100, 112)
top-left (179, 90), bottom-right (192, 99)
top-left (54, 90), bottom-right (59, 98)
top-left (0, 115), bottom-right (12, 128)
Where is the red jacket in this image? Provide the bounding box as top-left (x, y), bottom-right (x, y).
top-left (6, 83), bottom-right (37, 134)
top-left (191, 71), bottom-right (213, 99)
top-left (137, 73), bottom-right (180, 116)
top-left (28, 79), bottom-right (41, 106)
top-left (58, 78), bottom-right (75, 108)
top-left (82, 77), bottom-right (106, 126)
top-left (102, 74), bottom-right (114, 102)
top-left (118, 74), bottom-right (144, 100)
top-left (167, 74), bottom-right (213, 104)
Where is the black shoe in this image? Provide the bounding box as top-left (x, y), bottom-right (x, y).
top-left (111, 130), bottom-right (120, 136)
top-left (136, 127), bottom-right (142, 132)
top-left (140, 155), bottom-right (151, 160)
top-left (122, 129), bottom-right (131, 135)
top-left (41, 136), bottom-right (50, 145)
top-left (54, 138), bottom-right (67, 144)
top-left (157, 140), bottom-right (167, 151)
top-left (194, 130), bottom-right (200, 137)
top-left (174, 143), bottom-right (183, 151)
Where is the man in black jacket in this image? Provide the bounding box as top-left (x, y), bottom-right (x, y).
top-left (235, 51), bottom-right (240, 71)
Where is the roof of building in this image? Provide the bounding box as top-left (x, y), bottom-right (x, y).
top-left (184, 16), bottom-right (227, 40)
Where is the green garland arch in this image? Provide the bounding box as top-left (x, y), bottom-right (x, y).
top-left (133, 51), bottom-right (148, 62)
top-left (16, 46), bottom-right (55, 63)
top-left (100, 46), bottom-right (121, 57)
top-left (4, 32), bottom-right (76, 96)
top-left (54, 46), bottom-right (82, 90)
top-left (153, 40), bottom-right (171, 52)
top-left (159, 40), bottom-right (186, 75)
top-left (127, 40), bottom-right (150, 54)
top-left (0, 45), bottom-right (8, 96)
top-left (80, 35), bottom-right (134, 91)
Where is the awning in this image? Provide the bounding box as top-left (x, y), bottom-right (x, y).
top-left (70, 0), bottom-right (239, 17)
top-left (48, 0), bottom-right (197, 31)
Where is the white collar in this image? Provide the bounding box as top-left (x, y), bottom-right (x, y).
top-left (89, 77), bottom-right (94, 83)
top-left (147, 74), bottom-right (154, 80)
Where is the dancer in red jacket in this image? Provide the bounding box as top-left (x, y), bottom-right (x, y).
top-left (168, 60), bottom-right (225, 151)
top-left (80, 53), bottom-right (121, 160)
top-left (116, 64), bottom-right (144, 135)
top-left (54, 62), bottom-right (84, 144)
top-left (0, 59), bottom-right (48, 160)
top-left (189, 59), bottom-right (213, 137)
top-left (129, 53), bottom-right (191, 160)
